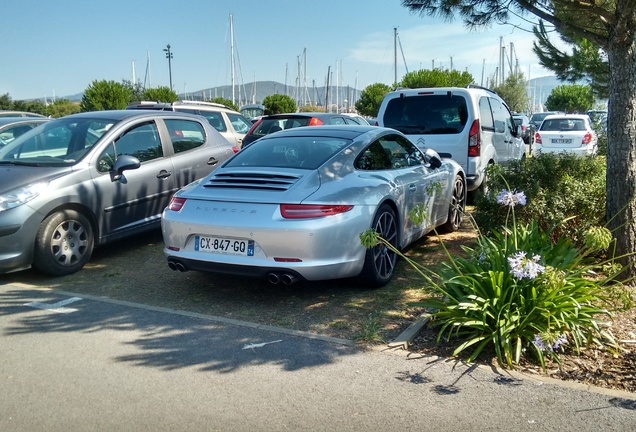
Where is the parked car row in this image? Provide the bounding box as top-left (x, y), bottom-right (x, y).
top-left (10, 90), bottom-right (596, 286)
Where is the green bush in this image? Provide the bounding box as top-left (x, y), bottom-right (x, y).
top-left (474, 154), bottom-right (606, 248)
top-left (361, 188), bottom-right (628, 370)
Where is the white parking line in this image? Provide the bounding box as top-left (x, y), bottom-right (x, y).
top-left (24, 297), bottom-right (82, 313)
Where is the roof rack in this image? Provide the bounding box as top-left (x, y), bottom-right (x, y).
top-left (176, 100), bottom-right (231, 109)
top-left (466, 84), bottom-right (497, 95)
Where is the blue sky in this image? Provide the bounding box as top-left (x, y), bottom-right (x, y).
top-left (2, 0), bottom-right (555, 101)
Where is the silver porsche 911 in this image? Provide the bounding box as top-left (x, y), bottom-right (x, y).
top-left (162, 125), bottom-right (466, 287)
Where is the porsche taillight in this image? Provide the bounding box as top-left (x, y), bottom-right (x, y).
top-left (167, 197), bottom-right (187, 211)
top-left (468, 119), bottom-right (480, 157)
top-left (280, 204), bottom-right (353, 219)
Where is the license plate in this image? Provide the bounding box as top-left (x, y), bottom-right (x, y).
top-left (552, 138), bottom-right (572, 144)
top-left (195, 236), bottom-right (254, 256)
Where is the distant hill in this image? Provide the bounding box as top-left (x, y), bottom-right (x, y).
top-left (40, 76), bottom-right (591, 112)
top-left (183, 80), bottom-right (361, 109)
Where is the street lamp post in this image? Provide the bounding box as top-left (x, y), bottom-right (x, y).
top-left (163, 44), bottom-right (173, 90)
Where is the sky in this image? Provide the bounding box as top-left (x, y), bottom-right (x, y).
top-left (1, 0), bottom-right (558, 102)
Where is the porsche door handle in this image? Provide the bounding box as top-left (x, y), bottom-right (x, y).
top-left (208, 157), bottom-right (219, 166)
top-left (408, 184), bottom-right (417, 192)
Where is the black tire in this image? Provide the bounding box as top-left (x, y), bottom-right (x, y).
top-left (33, 210), bottom-right (94, 276)
top-left (440, 175), bottom-right (466, 233)
top-left (358, 204), bottom-right (398, 288)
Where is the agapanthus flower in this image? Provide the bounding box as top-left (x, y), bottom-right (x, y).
top-left (496, 189), bottom-right (527, 207)
top-left (533, 333), bottom-right (568, 352)
top-left (508, 251), bottom-right (545, 280)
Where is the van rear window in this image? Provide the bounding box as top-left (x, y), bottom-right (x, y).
top-left (383, 95), bottom-right (468, 135)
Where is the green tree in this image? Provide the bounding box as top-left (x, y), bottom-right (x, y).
top-left (533, 21), bottom-right (609, 99)
top-left (140, 86), bottom-right (179, 103)
top-left (47, 99), bottom-right (81, 118)
top-left (262, 94), bottom-right (296, 115)
top-left (492, 70), bottom-right (529, 113)
top-left (401, 0), bottom-right (636, 278)
top-left (298, 104), bottom-right (326, 113)
top-left (12, 99), bottom-right (48, 116)
top-left (399, 69), bottom-right (474, 88)
top-left (80, 80), bottom-right (132, 112)
top-left (123, 80), bottom-right (144, 102)
top-left (545, 84), bottom-right (595, 113)
top-left (0, 93), bottom-right (12, 110)
top-left (208, 97), bottom-right (239, 111)
top-left (355, 83), bottom-right (391, 117)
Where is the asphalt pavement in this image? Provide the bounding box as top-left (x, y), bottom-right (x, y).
top-left (1, 282), bottom-right (635, 431)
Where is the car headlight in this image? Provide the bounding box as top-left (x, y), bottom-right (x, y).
top-left (0, 182), bottom-right (49, 212)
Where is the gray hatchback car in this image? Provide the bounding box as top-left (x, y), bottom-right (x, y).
top-left (0, 110), bottom-right (237, 276)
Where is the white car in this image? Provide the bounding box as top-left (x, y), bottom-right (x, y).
top-left (532, 114), bottom-right (598, 157)
top-left (127, 101), bottom-right (253, 148)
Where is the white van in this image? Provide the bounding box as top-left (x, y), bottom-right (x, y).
top-left (377, 85), bottom-right (525, 193)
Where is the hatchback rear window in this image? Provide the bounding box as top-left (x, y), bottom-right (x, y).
top-left (251, 117), bottom-right (313, 138)
top-left (383, 95), bottom-right (468, 134)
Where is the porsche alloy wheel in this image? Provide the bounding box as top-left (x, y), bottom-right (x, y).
top-left (359, 204), bottom-right (398, 288)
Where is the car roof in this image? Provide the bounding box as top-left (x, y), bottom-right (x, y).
top-left (0, 117), bottom-right (50, 126)
top-left (260, 112), bottom-right (356, 119)
top-left (543, 114), bottom-right (590, 121)
top-left (127, 100), bottom-right (238, 113)
top-left (257, 124), bottom-right (388, 140)
top-left (0, 110), bottom-right (47, 118)
top-left (59, 109), bottom-right (207, 122)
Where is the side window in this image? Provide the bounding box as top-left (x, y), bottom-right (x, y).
top-left (356, 140), bottom-right (393, 170)
top-left (479, 97), bottom-right (494, 131)
top-left (200, 112), bottom-right (227, 132)
top-left (490, 98), bottom-right (512, 133)
top-left (165, 119), bottom-right (206, 154)
top-left (114, 121), bottom-right (162, 163)
top-left (380, 135), bottom-right (426, 169)
top-left (226, 113), bottom-right (252, 134)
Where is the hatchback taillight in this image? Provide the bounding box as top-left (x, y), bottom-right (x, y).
top-left (468, 119), bottom-right (480, 157)
top-left (280, 204), bottom-right (353, 219)
top-left (246, 118), bottom-right (261, 136)
top-left (167, 197), bottom-right (187, 211)
top-left (534, 133), bottom-right (542, 144)
top-left (582, 132), bottom-right (593, 144)
top-left (308, 117), bottom-right (324, 126)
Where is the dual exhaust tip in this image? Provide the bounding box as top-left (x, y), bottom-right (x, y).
top-left (167, 260), bottom-right (299, 285)
top-left (267, 272), bottom-right (298, 285)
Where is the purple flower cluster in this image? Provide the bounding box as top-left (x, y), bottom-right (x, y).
top-left (508, 251), bottom-right (545, 280)
top-left (496, 189), bottom-right (527, 207)
top-left (533, 333), bottom-right (568, 352)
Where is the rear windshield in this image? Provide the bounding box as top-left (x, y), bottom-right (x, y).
top-left (225, 136), bottom-right (351, 170)
top-left (382, 94), bottom-right (468, 134)
top-left (540, 118), bottom-right (587, 131)
top-left (250, 117), bottom-right (313, 138)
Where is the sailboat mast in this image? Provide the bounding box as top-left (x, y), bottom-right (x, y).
top-left (230, 15), bottom-right (235, 105)
top-left (394, 28), bottom-right (397, 85)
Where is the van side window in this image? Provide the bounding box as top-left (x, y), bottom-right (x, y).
top-left (479, 97), bottom-right (494, 130)
top-left (490, 98), bottom-right (513, 133)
